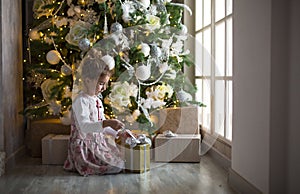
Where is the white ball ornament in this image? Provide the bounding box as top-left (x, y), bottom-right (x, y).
top-left (140, 43), bottom-right (150, 57)
top-left (101, 55), bottom-right (115, 70)
top-left (135, 64), bottom-right (151, 81)
top-left (46, 50), bottom-right (61, 65)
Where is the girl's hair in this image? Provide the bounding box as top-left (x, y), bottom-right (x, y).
top-left (80, 48), bottom-right (114, 80)
top-left (81, 57), bottom-right (112, 80)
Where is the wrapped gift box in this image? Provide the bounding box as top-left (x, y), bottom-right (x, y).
top-left (42, 134), bottom-right (69, 165)
top-left (154, 134), bottom-right (201, 162)
top-left (157, 106), bottom-right (199, 134)
top-left (26, 118), bottom-right (70, 157)
top-left (124, 144), bottom-right (150, 173)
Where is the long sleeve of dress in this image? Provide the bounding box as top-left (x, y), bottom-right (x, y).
top-left (72, 93), bottom-right (118, 138)
top-left (72, 95), bottom-right (104, 134)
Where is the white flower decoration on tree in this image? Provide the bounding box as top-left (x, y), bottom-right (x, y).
top-left (141, 98), bottom-right (166, 109)
top-left (122, 1), bottom-right (135, 23)
top-left (141, 84), bottom-right (174, 109)
top-left (156, 84), bottom-right (174, 99)
top-left (108, 82), bottom-right (138, 112)
top-left (65, 21), bottom-right (91, 46)
top-left (146, 15), bottom-right (161, 30)
top-left (41, 79), bottom-right (62, 115)
top-left (140, 0), bottom-right (150, 8)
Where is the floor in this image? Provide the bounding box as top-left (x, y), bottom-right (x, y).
top-left (0, 154), bottom-right (236, 194)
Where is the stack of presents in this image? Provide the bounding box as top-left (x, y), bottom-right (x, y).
top-left (26, 106), bottom-right (201, 173)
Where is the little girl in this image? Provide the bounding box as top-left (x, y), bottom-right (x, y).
top-left (64, 56), bottom-right (127, 176)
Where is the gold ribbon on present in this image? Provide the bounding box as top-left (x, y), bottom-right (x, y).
top-left (122, 129), bottom-right (151, 173)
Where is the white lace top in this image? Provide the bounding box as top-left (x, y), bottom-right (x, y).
top-left (72, 91), bottom-right (118, 137)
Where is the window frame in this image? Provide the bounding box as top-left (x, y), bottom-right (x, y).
top-left (194, 0), bottom-right (233, 143)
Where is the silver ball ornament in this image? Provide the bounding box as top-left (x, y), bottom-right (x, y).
top-left (78, 38), bottom-right (91, 52)
top-left (176, 90), bottom-right (193, 102)
top-left (156, 3), bottom-right (167, 13)
top-left (110, 22), bottom-right (123, 34)
top-left (180, 24), bottom-right (188, 35)
top-left (150, 45), bottom-right (162, 58)
top-left (61, 64), bottom-right (72, 76)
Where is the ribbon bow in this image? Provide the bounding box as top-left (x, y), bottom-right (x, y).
top-left (124, 130), bottom-right (152, 148)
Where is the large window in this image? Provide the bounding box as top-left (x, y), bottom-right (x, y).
top-left (195, 0), bottom-right (233, 142)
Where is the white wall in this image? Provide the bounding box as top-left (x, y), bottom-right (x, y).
top-left (233, 0), bottom-right (300, 193)
top-left (269, 0), bottom-right (289, 193)
top-left (232, 0), bottom-right (272, 193)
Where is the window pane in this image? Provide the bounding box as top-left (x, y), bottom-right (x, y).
top-left (215, 80), bottom-right (225, 136)
top-left (195, 0), bottom-right (203, 31)
top-left (195, 79), bottom-right (203, 125)
top-left (195, 32), bottom-right (203, 76)
top-left (203, 28), bottom-right (211, 76)
top-left (195, 79), bottom-right (203, 103)
top-left (227, 0), bottom-right (233, 15)
top-left (203, 79), bottom-right (211, 131)
top-left (215, 0), bottom-right (225, 22)
top-left (226, 80), bottom-right (232, 140)
top-left (204, 0), bottom-right (211, 27)
top-left (226, 17), bottom-right (233, 76)
top-left (215, 21), bottom-right (225, 76)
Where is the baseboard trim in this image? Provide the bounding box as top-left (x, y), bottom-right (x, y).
top-left (228, 168), bottom-right (263, 194)
top-left (5, 145), bottom-right (26, 170)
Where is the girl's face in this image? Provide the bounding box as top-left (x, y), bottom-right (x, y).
top-left (95, 74), bottom-right (110, 95)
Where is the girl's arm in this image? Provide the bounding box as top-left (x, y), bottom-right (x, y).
top-left (72, 97), bottom-right (104, 133)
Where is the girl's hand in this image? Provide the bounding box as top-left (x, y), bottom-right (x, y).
top-left (103, 119), bottom-right (125, 130)
top-left (117, 130), bottom-right (132, 139)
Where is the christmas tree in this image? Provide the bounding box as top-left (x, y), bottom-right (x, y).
top-left (23, 0), bottom-right (204, 133)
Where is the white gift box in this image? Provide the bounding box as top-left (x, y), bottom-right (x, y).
top-left (157, 106), bottom-right (199, 134)
top-left (154, 134), bottom-right (201, 162)
top-left (26, 118), bottom-right (70, 157)
top-left (42, 134), bottom-right (69, 165)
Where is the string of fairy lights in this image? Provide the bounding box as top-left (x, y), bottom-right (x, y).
top-left (23, 0), bottom-right (199, 130)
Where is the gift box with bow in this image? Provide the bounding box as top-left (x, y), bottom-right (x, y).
top-left (122, 132), bottom-right (151, 173)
